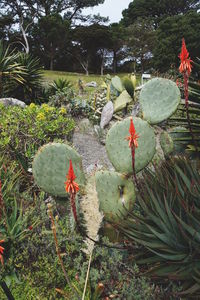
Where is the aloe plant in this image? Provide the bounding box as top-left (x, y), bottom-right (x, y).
top-left (168, 59), bottom-right (200, 156)
top-left (115, 157), bottom-right (200, 297)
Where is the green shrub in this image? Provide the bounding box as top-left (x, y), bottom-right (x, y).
top-left (0, 103), bottom-right (75, 170)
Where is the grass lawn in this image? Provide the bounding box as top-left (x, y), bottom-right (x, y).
top-left (43, 70), bottom-right (107, 86)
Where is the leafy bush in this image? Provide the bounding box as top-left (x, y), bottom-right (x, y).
top-left (116, 157), bottom-right (200, 297)
top-left (0, 103), bottom-right (75, 170)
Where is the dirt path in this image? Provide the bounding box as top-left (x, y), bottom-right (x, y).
top-left (73, 127), bottom-right (113, 174)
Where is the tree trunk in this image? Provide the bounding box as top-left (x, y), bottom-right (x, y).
top-left (50, 57), bottom-right (54, 70)
top-left (113, 51), bottom-right (117, 74)
top-left (101, 57), bottom-right (104, 76)
top-left (20, 21), bottom-right (29, 54)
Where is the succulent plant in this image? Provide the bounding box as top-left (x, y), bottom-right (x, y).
top-left (106, 117), bottom-right (156, 175)
top-left (114, 90), bottom-right (133, 113)
top-left (123, 76), bottom-right (135, 98)
top-left (160, 131), bottom-right (174, 157)
top-left (111, 76), bottom-right (124, 93)
top-left (139, 78), bottom-right (181, 124)
top-left (95, 170), bottom-right (135, 222)
top-left (32, 142), bottom-right (85, 198)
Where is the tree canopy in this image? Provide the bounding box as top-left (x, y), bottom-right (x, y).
top-left (122, 0), bottom-right (200, 27)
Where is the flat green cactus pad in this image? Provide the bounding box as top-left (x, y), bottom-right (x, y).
top-left (106, 117), bottom-right (156, 174)
top-left (32, 143), bottom-right (85, 197)
top-left (139, 78), bottom-right (181, 124)
top-left (160, 131), bottom-right (174, 157)
top-left (95, 170), bottom-right (135, 222)
top-left (114, 90), bottom-right (133, 112)
top-left (111, 76), bottom-right (124, 93)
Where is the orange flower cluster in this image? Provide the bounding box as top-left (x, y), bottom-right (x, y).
top-left (126, 118), bottom-right (139, 149)
top-left (0, 239), bottom-right (4, 265)
top-left (64, 160), bottom-right (79, 194)
top-left (179, 38), bottom-right (192, 76)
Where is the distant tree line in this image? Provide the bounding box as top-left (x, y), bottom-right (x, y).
top-left (0, 0), bottom-right (199, 74)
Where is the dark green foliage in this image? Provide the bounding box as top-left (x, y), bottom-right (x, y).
top-left (123, 76), bottom-right (134, 98)
top-left (49, 78), bottom-right (72, 94)
top-left (115, 157), bottom-right (200, 297)
top-left (153, 12), bottom-right (200, 72)
top-left (0, 41), bottom-right (25, 97)
top-left (122, 0), bottom-right (200, 27)
top-left (9, 53), bottom-right (43, 103)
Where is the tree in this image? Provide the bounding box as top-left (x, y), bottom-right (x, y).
top-left (0, 0), bottom-right (105, 53)
top-left (32, 14), bottom-right (70, 70)
top-left (109, 23), bottom-right (126, 73)
top-left (122, 0), bottom-right (200, 27)
top-left (71, 24), bottom-right (112, 75)
top-left (126, 18), bottom-right (156, 73)
top-left (153, 12), bottom-right (200, 72)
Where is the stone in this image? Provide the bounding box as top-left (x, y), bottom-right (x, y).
top-left (100, 101), bottom-right (114, 129)
top-left (85, 81), bottom-right (97, 88)
top-left (0, 98), bottom-right (26, 108)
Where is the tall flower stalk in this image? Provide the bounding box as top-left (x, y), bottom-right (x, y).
top-left (64, 160), bottom-right (79, 223)
top-left (179, 38), bottom-right (197, 151)
top-left (126, 118), bottom-right (139, 185)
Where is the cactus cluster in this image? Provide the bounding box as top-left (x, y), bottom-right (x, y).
top-left (32, 77), bottom-right (181, 223)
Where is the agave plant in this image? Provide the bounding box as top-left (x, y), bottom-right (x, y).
top-left (49, 78), bottom-right (72, 94)
top-left (0, 41), bottom-right (26, 97)
top-left (115, 157), bottom-right (200, 297)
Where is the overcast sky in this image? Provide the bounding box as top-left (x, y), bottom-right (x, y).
top-left (82, 0), bottom-right (132, 23)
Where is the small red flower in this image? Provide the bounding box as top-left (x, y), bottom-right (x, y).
top-left (126, 118), bottom-right (139, 149)
top-left (0, 239), bottom-right (5, 265)
top-left (179, 38), bottom-right (192, 76)
top-left (28, 226), bottom-right (33, 230)
top-left (64, 160), bottom-right (79, 194)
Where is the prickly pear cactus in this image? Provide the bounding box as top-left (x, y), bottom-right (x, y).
top-left (95, 170), bottom-right (135, 222)
top-left (139, 78), bottom-right (181, 124)
top-left (32, 143), bottom-right (85, 197)
top-left (111, 76), bottom-right (124, 93)
top-left (160, 131), bottom-right (174, 157)
top-left (114, 90), bottom-right (133, 112)
top-left (106, 117), bottom-right (156, 174)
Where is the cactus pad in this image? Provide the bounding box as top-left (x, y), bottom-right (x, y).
top-left (139, 78), bottom-right (181, 124)
top-left (160, 131), bottom-right (174, 157)
top-left (106, 117), bottom-right (156, 174)
top-left (95, 170), bottom-right (135, 222)
top-left (32, 143), bottom-right (85, 197)
top-left (111, 76), bottom-right (124, 93)
top-left (114, 90), bottom-right (133, 112)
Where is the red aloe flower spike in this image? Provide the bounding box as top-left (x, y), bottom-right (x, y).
top-left (64, 160), bottom-right (79, 194)
top-left (64, 160), bottom-right (79, 222)
top-left (126, 118), bottom-right (139, 149)
top-left (0, 239), bottom-right (5, 265)
top-left (179, 38), bottom-right (193, 76)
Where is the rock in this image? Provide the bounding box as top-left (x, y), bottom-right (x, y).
top-left (100, 101), bottom-right (114, 129)
top-left (85, 81), bottom-right (97, 88)
top-left (0, 98), bottom-right (26, 108)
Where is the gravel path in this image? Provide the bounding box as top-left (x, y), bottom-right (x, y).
top-left (73, 130), bottom-right (113, 173)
